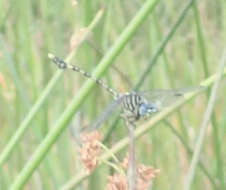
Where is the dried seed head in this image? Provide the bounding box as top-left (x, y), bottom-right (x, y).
top-left (116, 156), bottom-right (159, 190)
top-left (136, 164), bottom-right (160, 190)
top-left (106, 174), bottom-right (127, 190)
top-left (121, 154), bottom-right (129, 169)
top-left (79, 130), bottom-right (102, 173)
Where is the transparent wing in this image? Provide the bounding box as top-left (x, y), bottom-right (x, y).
top-left (137, 86), bottom-right (204, 110)
top-left (83, 96), bottom-right (124, 132)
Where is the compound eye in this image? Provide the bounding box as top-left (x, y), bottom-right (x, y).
top-left (148, 102), bottom-right (158, 113)
top-left (149, 105), bottom-right (157, 113)
top-left (138, 103), bottom-right (149, 116)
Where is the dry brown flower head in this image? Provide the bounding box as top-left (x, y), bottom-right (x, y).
top-left (136, 164), bottom-right (160, 190)
top-left (106, 174), bottom-right (127, 190)
top-left (107, 156), bottom-right (160, 190)
top-left (79, 130), bottom-right (102, 173)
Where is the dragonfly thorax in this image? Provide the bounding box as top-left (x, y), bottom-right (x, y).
top-left (122, 93), bottom-right (157, 123)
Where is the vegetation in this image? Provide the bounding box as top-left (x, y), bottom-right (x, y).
top-left (0, 0), bottom-right (225, 189)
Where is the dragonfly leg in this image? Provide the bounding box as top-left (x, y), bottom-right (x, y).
top-left (125, 121), bottom-right (136, 190)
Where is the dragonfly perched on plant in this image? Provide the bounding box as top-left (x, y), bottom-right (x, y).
top-left (49, 53), bottom-right (205, 190)
top-left (48, 53), bottom-right (203, 130)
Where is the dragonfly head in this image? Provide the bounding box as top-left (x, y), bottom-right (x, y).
top-left (138, 102), bottom-right (158, 117)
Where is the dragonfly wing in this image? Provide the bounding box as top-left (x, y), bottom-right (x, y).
top-left (84, 96), bottom-right (124, 131)
top-left (138, 86), bottom-right (204, 110)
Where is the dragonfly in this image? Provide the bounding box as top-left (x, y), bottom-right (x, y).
top-left (48, 53), bottom-right (203, 131)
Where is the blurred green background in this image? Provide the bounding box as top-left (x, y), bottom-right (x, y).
top-left (0, 0), bottom-right (225, 189)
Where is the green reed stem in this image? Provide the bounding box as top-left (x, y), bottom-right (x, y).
top-left (0, 7), bottom-right (104, 167)
top-left (193, 3), bottom-right (225, 189)
top-left (183, 52), bottom-right (226, 190)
